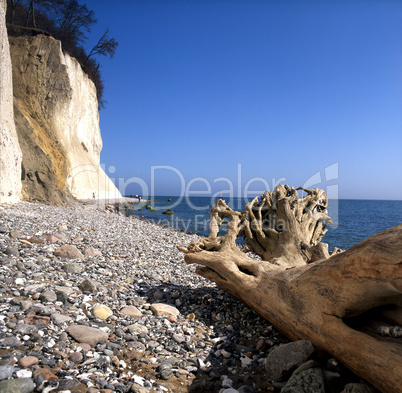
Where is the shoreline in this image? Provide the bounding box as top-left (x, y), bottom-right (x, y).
top-left (79, 197), bottom-right (151, 206)
top-left (80, 198), bottom-right (201, 236)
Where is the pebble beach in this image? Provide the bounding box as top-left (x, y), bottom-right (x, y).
top-left (0, 201), bottom-right (378, 393)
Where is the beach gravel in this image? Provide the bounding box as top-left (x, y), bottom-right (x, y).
top-left (0, 201), bottom-right (376, 392)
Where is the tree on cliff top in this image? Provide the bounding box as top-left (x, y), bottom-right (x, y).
top-left (83, 28), bottom-right (118, 67)
top-left (6, 0), bottom-right (118, 108)
top-left (43, 0), bottom-right (96, 51)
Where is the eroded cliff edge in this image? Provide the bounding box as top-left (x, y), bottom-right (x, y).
top-left (7, 27), bottom-right (121, 204)
top-left (0, 0), bottom-right (22, 203)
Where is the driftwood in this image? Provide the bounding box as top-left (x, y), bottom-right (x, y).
top-left (178, 185), bottom-right (402, 393)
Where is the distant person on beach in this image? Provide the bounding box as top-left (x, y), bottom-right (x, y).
top-left (92, 192), bottom-right (95, 200)
top-left (139, 195), bottom-right (142, 202)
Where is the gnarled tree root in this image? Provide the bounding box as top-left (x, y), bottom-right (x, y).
top-left (178, 187), bottom-right (402, 393)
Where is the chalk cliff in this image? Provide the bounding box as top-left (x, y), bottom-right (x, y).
top-left (0, 0), bottom-right (22, 203)
top-left (8, 27), bottom-right (121, 203)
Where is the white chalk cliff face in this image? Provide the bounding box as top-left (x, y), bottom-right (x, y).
top-left (62, 51), bottom-right (122, 201)
top-left (0, 0), bottom-right (22, 203)
top-left (8, 29), bottom-right (121, 203)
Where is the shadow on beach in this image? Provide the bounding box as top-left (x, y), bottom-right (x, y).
top-left (134, 280), bottom-right (288, 393)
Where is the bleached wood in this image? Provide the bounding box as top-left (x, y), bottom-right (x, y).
top-left (179, 186), bottom-right (402, 393)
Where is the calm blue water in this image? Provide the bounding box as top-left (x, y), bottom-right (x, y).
top-left (125, 197), bottom-right (402, 251)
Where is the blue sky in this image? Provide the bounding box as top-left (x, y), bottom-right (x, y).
top-left (84, 0), bottom-right (402, 199)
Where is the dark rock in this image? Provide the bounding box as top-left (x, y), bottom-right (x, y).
top-left (15, 378), bottom-right (35, 393)
top-left (156, 362), bottom-right (172, 372)
top-left (238, 386), bottom-right (255, 393)
top-left (0, 380), bottom-right (21, 393)
top-left (0, 365), bottom-right (15, 380)
top-left (326, 358), bottom-right (341, 372)
top-left (292, 359), bottom-right (319, 374)
top-left (0, 337), bottom-right (22, 347)
top-left (16, 262), bottom-right (25, 271)
top-left (39, 290), bottom-right (57, 303)
top-left (56, 378), bottom-right (82, 391)
top-left (59, 332), bottom-right (68, 341)
top-left (41, 358), bottom-right (56, 368)
top-left (209, 369), bottom-right (221, 380)
top-left (265, 340), bottom-right (315, 381)
top-left (5, 247), bottom-right (19, 257)
top-left (281, 368), bottom-right (325, 393)
top-left (323, 370), bottom-right (343, 393)
top-left (29, 304), bottom-right (55, 316)
top-left (159, 368), bottom-right (173, 380)
top-left (156, 362), bottom-right (174, 380)
top-left (341, 383), bottom-right (377, 393)
top-left (69, 352), bottom-right (83, 363)
top-left (78, 278), bottom-right (98, 293)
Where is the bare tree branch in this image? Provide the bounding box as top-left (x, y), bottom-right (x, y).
top-left (84, 28), bottom-right (118, 66)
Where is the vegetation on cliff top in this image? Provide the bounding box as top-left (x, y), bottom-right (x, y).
top-left (6, 0), bottom-right (118, 108)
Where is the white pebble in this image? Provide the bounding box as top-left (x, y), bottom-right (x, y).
top-left (132, 375), bottom-right (145, 386)
top-left (240, 356), bottom-right (252, 367)
top-left (16, 369), bottom-right (32, 378)
top-left (119, 360), bottom-right (127, 368)
top-left (47, 338), bottom-right (55, 347)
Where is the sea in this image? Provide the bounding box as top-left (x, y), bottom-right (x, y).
top-left (125, 196), bottom-right (402, 251)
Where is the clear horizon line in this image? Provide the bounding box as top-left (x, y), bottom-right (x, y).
top-left (124, 195), bottom-right (402, 202)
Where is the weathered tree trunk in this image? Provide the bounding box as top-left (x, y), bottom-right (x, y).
top-left (178, 185), bottom-right (402, 393)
